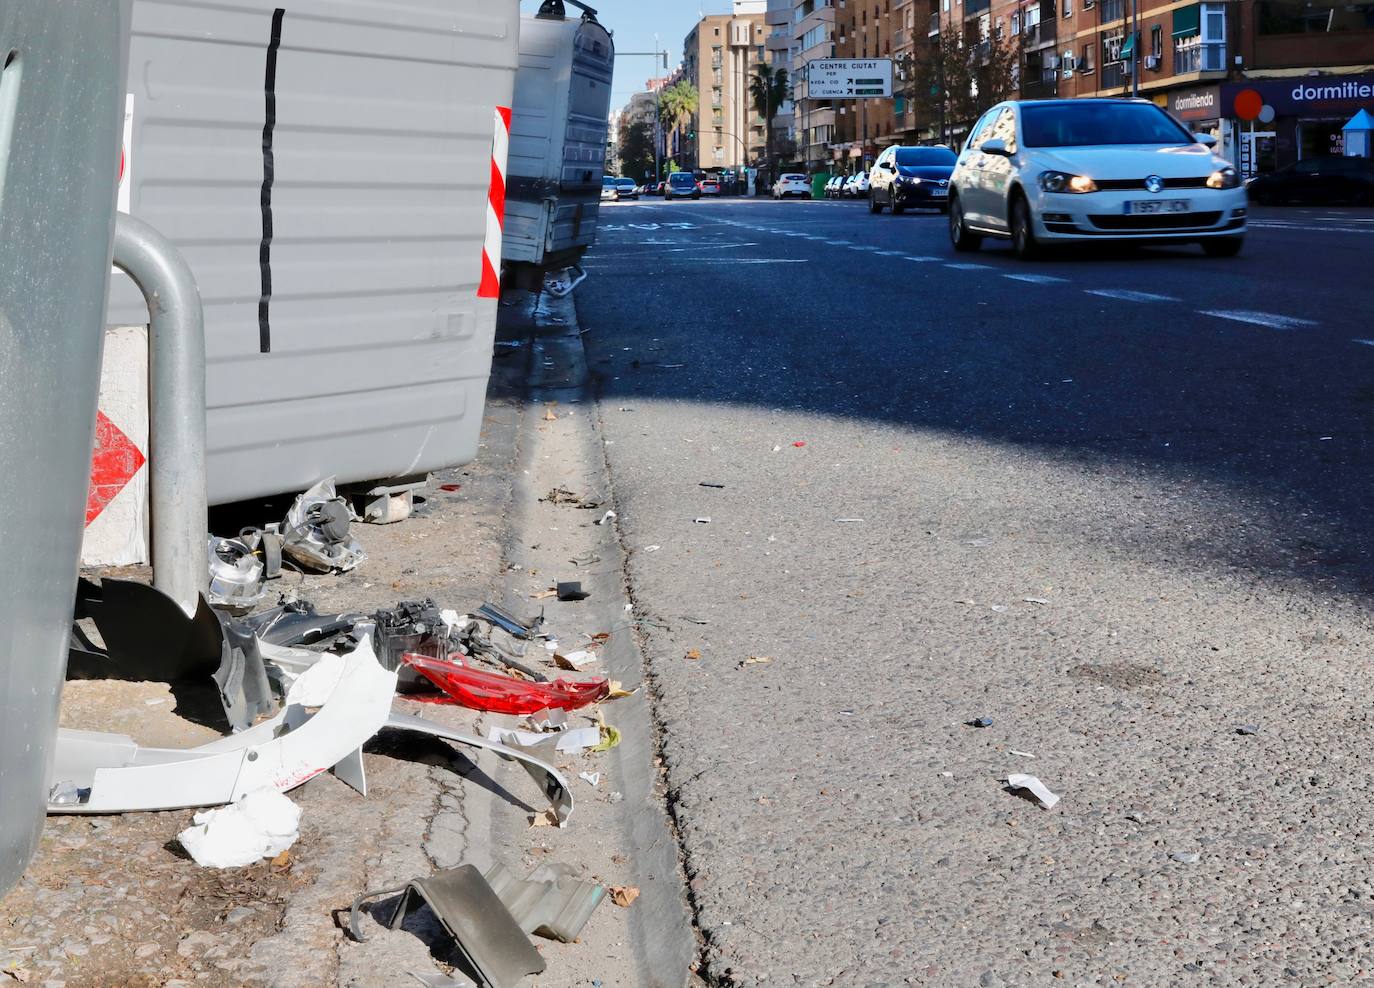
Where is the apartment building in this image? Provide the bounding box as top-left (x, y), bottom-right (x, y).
top-left (793, 0), bottom-right (841, 169)
top-left (766, 0), bottom-right (798, 150)
top-left (683, 5), bottom-right (771, 173)
top-left (833, 0), bottom-right (902, 165)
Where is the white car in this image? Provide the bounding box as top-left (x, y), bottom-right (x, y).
top-left (947, 98), bottom-right (1246, 259)
top-left (843, 172), bottom-right (870, 198)
top-left (773, 173), bottom-right (811, 199)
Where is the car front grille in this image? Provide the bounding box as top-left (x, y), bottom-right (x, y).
top-left (1088, 211), bottom-right (1223, 231)
top-left (1093, 176), bottom-right (1212, 191)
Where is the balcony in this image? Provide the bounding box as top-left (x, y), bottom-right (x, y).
top-left (1100, 61), bottom-right (1125, 87)
top-left (1174, 39), bottom-right (1226, 73)
top-left (964, 0), bottom-right (990, 16)
top-left (1021, 74), bottom-right (1058, 98)
top-left (1021, 18), bottom-right (1057, 48)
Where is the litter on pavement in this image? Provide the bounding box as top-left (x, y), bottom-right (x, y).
top-left (556, 581), bottom-right (591, 601)
top-left (279, 477), bottom-right (366, 573)
top-left (177, 787), bottom-right (301, 868)
top-left (1004, 774), bottom-right (1060, 809)
top-left (404, 652), bottom-right (608, 714)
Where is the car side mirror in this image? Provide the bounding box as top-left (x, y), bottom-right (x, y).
top-left (980, 138), bottom-right (1011, 157)
top-left (880, 161), bottom-right (895, 171)
top-left (1194, 132), bottom-right (1218, 148)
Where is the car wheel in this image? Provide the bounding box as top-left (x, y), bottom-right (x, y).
top-left (869, 190), bottom-right (883, 214)
top-left (1201, 236), bottom-right (1243, 257)
top-left (693, 192), bottom-right (701, 200)
top-left (1010, 193), bottom-right (1040, 260)
top-left (891, 194), bottom-right (905, 216)
top-left (948, 195), bottom-right (981, 252)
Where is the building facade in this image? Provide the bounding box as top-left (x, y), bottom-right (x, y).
top-left (684, 5), bottom-right (771, 173)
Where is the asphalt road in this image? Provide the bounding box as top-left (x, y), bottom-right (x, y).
top-left (578, 197), bottom-right (1374, 987)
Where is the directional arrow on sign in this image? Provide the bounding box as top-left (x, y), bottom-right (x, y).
top-left (86, 410), bottom-right (146, 525)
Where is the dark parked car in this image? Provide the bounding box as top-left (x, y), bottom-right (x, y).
top-left (869, 144), bottom-right (957, 214)
top-left (1247, 156), bottom-right (1374, 205)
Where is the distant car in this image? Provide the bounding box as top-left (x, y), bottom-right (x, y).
top-left (844, 172), bottom-right (870, 198)
top-left (698, 176), bottom-right (722, 196)
top-left (824, 176), bottom-right (844, 198)
top-left (665, 171), bottom-right (700, 200)
top-left (613, 177), bottom-right (639, 201)
top-left (600, 176), bottom-right (618, 202)
top-left (773, 173), bottom-right (810, 199)
top-left (947, 98), bottom-right (1246, 259)
top-left (653, 181), bottom-right (666, 196)
top-left (869, 145), bottom-right (957, 214)
top-left (1247, 156), bottom-right (1374, 206)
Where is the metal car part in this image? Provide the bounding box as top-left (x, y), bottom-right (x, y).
top-left (348, 864), bottom-right (546, 988)
top-left (482, 861), bottom-right (606, 943)
top-left (280, 477), bottom-right (366, 573)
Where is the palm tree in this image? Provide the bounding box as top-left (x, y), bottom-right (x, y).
top-left (750, 64), bottom-right (790, 185)
top-left (656, 81), bottom-right (699, 171)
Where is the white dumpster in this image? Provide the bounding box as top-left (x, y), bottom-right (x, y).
top-left (0, 0), bottom-right (133, 897)
top-left (106, 0), bottom-right (521, 505)
top-left (503, 8), bottom-right (615, 274)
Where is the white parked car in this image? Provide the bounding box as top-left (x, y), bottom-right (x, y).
top-left (947, 98), bottom-right (1246, 259)
top-left (773, 173), bottom-right (811, 199)
top-left (843, 171), bottom-right (870, 198)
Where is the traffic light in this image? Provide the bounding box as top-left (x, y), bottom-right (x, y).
top-left (687, 127), bottom-right (696, 140)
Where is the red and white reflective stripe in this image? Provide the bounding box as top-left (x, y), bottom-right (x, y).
top-left (478, 105), bottom-right (511, 299)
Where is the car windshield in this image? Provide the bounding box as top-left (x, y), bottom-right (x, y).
top-left (1020, 102), bottom-right (1194, 148)
top-left (669, 173), bottom-right (696, 187)
top-left (615, 178), bottom-right (635, 187)
top-left (894, 147), bottom-right (956, 166)
top-left (602, 176), bottom-right (615, 186)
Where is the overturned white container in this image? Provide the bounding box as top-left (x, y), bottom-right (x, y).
top-left (106, 0), bottom-right (521, 505)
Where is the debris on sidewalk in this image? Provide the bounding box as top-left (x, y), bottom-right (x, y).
top-left (176, 787), bottom-right (301, 868)
top-left (541, 486), bottom-right (600, 509)
top-left (608, 885), bottom-right (640, 907)
top-left (693, 517), bottom-right (711, 524)
top-left (483, 862), bottom-right (606, 942)
top-left (594, 510), bottom-right (616, 526)
top-left (486, 725), bottom-right (601, 754)
top-left (1236, 724), bottom-right (1259, 735)
top-left (968, 717), bottom-right (994, 728)
top-left (554, 649), bottom-right (594, 670)
top-left (556, 581), bottom-right (591, 602)
top-left (404, 652), bottom-right (608, 714)
top-left (279, 477), bottom-right (366, 573)
top-left (1170, 852), bottom-right (1201, 864)
top-left (206, 529), bottom-right (280, 612)
top-left (737, 655), bottom-right (773, 667)
top-left (349, 864), bottom-right (547, 987)
top-left (579, 771), bottom-right (601, 787)
top-left (1003, 774), bottom-right (1060, 810)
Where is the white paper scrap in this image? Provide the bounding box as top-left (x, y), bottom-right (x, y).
top-left (579, 771), bottom-right (601, 787)
top-left (1005, 773), bottom-right (1060, 809)
top-left (487, 725), bottom-right (601, 754)
top-left (559, 649), bottom-right (594, 668)
top-left (177, 788), bottom-right (301, 868)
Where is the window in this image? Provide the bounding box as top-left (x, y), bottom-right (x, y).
top-left (1151, 24), bottom-right (1163, 57)
top-left (1258, 0), bottom-right (1374, 34)
top-left (1080, 40), bottom-right (1095, 71)
top-left (1062, 48), bottom-right (1075, 76)
top-left (1173, 3), bottom-right (1225, 72)
top-left (1011, 10), bottom-right (1021, 32)
top-left (1063, 0), bottom-right (1072, 16)
top-left (1101, 0), bottom-right (1124, 21)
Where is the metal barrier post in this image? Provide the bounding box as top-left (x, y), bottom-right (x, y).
top-left (112, 214), bottom-right (208, 616)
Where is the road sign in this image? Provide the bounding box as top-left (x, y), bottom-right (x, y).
top-left (806, 59), bottom-right (893, 99)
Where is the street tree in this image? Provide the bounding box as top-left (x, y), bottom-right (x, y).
top-left (616, 119), bottom-right (655, 182)
top-left (657, 81), bottom-right (699, 167)
top-left (750, 64), bottom-right (790, 183)
top-left (902, 33), bottom-right (1018, 147)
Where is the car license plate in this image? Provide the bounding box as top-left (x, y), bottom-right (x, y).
top-left (1124, 198), bottom-right (1190, 215)
top-left (928, 186), bottom-right (948, 196)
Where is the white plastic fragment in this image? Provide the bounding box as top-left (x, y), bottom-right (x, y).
top-left (1005, 773), bottom-right (1060, 809)
top-left (643, 545), bottom-right (661, 553)
top-left (177, 787), bottom-right (301, 868)
top-left (693, 517), bottom-right (711, 525)
top-left (487, 726), bottom-right (601, 754)
top-left (579, 771), bottom-right (601, 787)
top-left (1010, 750), bottom-right (1037, 759)
top-left (1022, 597), bottom-right (1050, 605)
top-left (595, 510), bottom-right (617, 526)
top-left (557, 649), bottom-right (594, 669)
top-left (284, 651), bottom-right (347, 707)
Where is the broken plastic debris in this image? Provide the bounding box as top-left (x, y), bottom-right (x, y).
top-left (1236, 724), bottom-right (1259, 736)
top-left (526, 707), bottom-right (569, 732)
top-left (737, 655), bottom-right (773, 668)
top-left (177, 787), bottom-right (301, 868)
top-left (1170, 852), bottom-right (1201, 864)
top-left (1004, 774), bottom-right (1060, 810)
top-left (1010, 749), bottom-right (1036, 759)
top-left (554, 650), bottom-right (594, 670)
top-left (643, 545), bottom-right (661, 553)
top-left (990, 605), bottom-right (1008, 613)
top-left (591, 711), bottom-right (621, 753)
top-left (968, 717), bottom-right (993, 728)
top-left (487, 725), bottom-right (600, 754)
top-left (594, 510), bottom-right (616, 526)
top-left (693, 517), bottom-right (711, 525)
top-left (699, 482), bottom-right (725, 489)
top-left (404, 653), bottom-right (608, 715)
top-left (483, 862), bottom-right (606, 944)
top-left (792, 441), bottom-right (806, 448)
top-left (1022, 597), bottom-right (1050, 605)
top-left (609, 886), bottom-right (640, 907)
top-left (48, 781), bottom-right (81, 806)
top-left (579, 771), bottom-right (601, 787)
top-left (556, 581), bottom-right (590, 602)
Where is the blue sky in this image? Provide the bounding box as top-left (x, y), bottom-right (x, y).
top-left (518, 0), bottom-right (735, 109)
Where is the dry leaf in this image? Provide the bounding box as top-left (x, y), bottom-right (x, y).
top-left (685, 649), bottom-right (701, 661)
top-left (270, 849), bottom-right (292, 872)
top-left (543, 402), bottom-right (559, 421)
top-left (609, 885), bottom-right (640, 907)
top-left (606, 680), bottom-right (636, 699)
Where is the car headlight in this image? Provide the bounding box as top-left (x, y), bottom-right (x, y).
top-left (898, 175), bottom-right (922, 185)
top-left (1206, 166), bottom-right (1240, 189)
top-left (1038, 171), bottom-right (1097, 194)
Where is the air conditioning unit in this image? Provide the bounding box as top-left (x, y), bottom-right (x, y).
top-left (1144, 53), bottom-right (1161, 69)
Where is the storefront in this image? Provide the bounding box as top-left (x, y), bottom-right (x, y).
top-left (1221, 73), bottom-right (1374, 176)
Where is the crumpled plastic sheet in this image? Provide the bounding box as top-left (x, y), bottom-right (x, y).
top-left (403, 653), bottom-right (608, 715)
top-left (280, 477), bottom-right (366, 573)
top-left (177, 787), bottom-right (301, 868)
